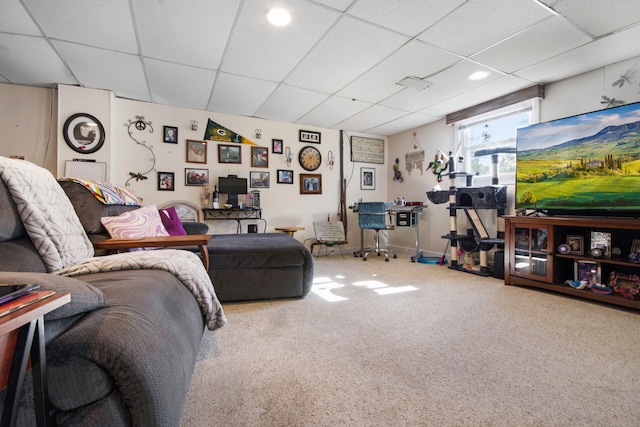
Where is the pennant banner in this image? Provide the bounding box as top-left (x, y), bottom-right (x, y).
top-left (203, 119), bottom-right (256, 145)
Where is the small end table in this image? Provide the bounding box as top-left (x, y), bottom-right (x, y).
top-left (275, 227), bottom-right (305, 237)
top-left (0, 292), bottom-right (70, 427)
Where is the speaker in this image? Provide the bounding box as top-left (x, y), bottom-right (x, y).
top-left (456, 186), bottom-right (507, 209)
top-left (248, 224), bottom-right (258, 233)
top-left (493, 250), bottom-right (504, 279)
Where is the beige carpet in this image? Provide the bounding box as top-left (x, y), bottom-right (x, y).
top-left (181, 254), bottom-right (640, 426)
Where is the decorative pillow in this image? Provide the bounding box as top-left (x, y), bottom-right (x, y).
top-left (100, 205), bottom-right (169, 239)
top-left (158, 207), bottom-right (187, 236)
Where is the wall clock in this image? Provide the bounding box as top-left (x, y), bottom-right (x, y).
top-left (63, 113), bottom-right (105, 154)
top-left (298, 145), bottom-right (322, 171)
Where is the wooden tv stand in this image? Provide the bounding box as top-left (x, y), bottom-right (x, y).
top-left (504, 215), bottom-right (640, 309)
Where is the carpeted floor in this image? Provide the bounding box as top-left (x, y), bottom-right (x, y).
top-left (181, 254), bottom-right (640, 426)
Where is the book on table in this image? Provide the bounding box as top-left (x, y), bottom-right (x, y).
top-left (0, 288), bottom-right (56, 318)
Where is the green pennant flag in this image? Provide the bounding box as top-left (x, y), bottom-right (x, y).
top-left (203, 119), bottom-right (256, 145)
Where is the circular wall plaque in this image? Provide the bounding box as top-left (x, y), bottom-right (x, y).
top-left (63, 113), bottom-right (105, 154)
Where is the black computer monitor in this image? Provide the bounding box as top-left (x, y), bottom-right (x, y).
top-left (218, 176), bottom-right (247, 208)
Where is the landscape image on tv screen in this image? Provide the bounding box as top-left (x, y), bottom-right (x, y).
top-left (516, 101), bottom-right (640, 213)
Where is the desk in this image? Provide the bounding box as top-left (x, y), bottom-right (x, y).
top-left (351, 204), bottom-right (425, 262)
top-left (1, 292), bottom-right (70, 427)
top-left (93, 235), bottom-right (212, 270)
top-left (202, 208), bottom-right (265, 233)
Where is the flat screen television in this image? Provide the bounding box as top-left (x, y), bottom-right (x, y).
top-left (219, 176), bottom-right (247, 208)
top-left (515, 101), bottom-right (640, 217)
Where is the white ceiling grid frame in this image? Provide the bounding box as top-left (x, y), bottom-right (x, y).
top-left (347, 0), bottom-right (467, 37)
top-left (335, 103), bottom-right (408, 133)
top-left (145, 59), bottom-right (216, 109)
top-left (471, 15), bottom-right (593, 73)
top-left (133, 0), bottom-right (241, 70)
top-left (336, 39), bottom-right (462, 104)
top-left (208, 73), bottom-right (279, 117)
top-left (220, 0), bottom-right (341, 82)
top-left (24, 0), bottom-right (139, 54)
top-left (297, 96), bottom-right (372, 129)
top-left (53, 41), bottom-right (150, 102)
top-left (553, 0), bottom-right (640, 38)
top-left (417, 0), bottom-right (553, 57)
top-left (255, 84), bottom-right (331, 124)
top-left (284, 15), bottom-right (409, 94)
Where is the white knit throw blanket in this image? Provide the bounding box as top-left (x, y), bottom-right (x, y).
top-left (0, 156), bottom-right (226, 330)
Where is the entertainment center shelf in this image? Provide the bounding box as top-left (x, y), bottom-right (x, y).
top-left (504, 215), bottom-right (640, 310)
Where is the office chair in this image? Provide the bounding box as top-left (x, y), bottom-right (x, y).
top-left (357, 202), bottom-right (396, 262)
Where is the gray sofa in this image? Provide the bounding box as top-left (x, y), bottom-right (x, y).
top-left (59, 180), bottom-right (314, 302)
top-left (0, 175), bottom-right (208, 425)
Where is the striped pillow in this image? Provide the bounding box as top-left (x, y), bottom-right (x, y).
top-left (100, 206), bottom-right (169, 240)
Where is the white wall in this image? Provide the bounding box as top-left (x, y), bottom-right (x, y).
top-left (388, 55), bottom-right (640, 259)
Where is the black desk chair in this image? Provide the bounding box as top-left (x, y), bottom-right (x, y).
top-left (357, 202), bottom-right (396, 262)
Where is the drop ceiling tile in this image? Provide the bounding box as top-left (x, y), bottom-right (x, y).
top-left (53, 41), bottom-right (150, 102)
top-left (0, 0), bottom-right (41, 35)
top-left (208, 73), bottom-right (278, 117)
top-left (472, 15), bottom-right (592, 73)
top-left (381, 60), bottom-right (501, 112)
top-left (418, 75), bottom-right (535, 118)
top-left (24, 0), bottom-right (138, 54)
top-left (364, 113), bottom-right (440, 136)
top-left (337, 40), bottom-right (460, 103)
top-left (145, 59), bottom-right (216, 110)
top-left (418, 0), bottom-right (552, 57)
top-left (134, 0), bottom-right (240, 70)
top-left (312, 0), bottom-right (354, 11)
top-left (255, 85), bottom-right (330, 124)
top-left (515, 24), bottom-right (640, 83)
top-left (222, 0), bottom-right (340, 82)
top-left (347, 0), bottom-right (466, 37)
top-left (0, 34), bottom-right (77, 85)
top-left (297, 96), bottom-right (372, 129)
top-left (285, 16), bottom-right (409, 94)
top-left (334, 104), bottom-right (408, 133)
top-left (553, 0), bottom-right (640, 38)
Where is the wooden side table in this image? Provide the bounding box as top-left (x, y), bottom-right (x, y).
top-left (93, 234), bottom-right (212, 270)
top-left (0, 292), bottom-right (70, 427)
top-left (275, 227), bottom-right (305, 237)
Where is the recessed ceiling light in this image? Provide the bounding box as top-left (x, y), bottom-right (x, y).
top-left (469, 71), bottom-right (490, 81)
top-left (266, 8), bottom-right (291, 26)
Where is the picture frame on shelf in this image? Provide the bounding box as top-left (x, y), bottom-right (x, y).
top-left (631, 239), bottom-right (640, 253)
top-left (218, 144), bottom-right (241, 164)
top-left (250, 171), bottom-right (270, 188)
top-left (300, 173), bottom-right (322, 194)
top-left (360, 167), bottom-right (375, 190)
top-left (590, 231), bottom-right (611, 258)
top-left (185, 168), bottom-right (208, 186)
top-left (186, 140), bottom-right (207, 164)
top-left (567, 235), bottom-right (583, 255)
top-left (277, 170), bottom-right (293, 184)
top-left (272, 139), bottom-right (283, 154)
top-left (163, 126), bottom-right (178, 143)
top-left (299, 130), bottom-right (321, 144)
top-left (157, 172), bottom-right (174, 191)
top-left (251, 146), bottom-right (269, 168)
top-left (575, 260), bottom-right (601, 286)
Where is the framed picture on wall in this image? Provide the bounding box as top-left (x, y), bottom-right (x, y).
top-left (218, 144), bottom-right (241, 164)
top-left (185, 168), bottom-right (208, 186)
top-left (277, 170), bottom-right (293, 184)
top-left (186, 140), bottom-right (207, 164)
top-left (251, 146), bottom-right (269, 168)
top-left (300, 173), bottom-right (322, 194)
top-left (163, 126), bottom-right (178, 143)
top-left (250, 171), bottom-right (270, 188)
top-left (360, 167), bottom-right (375, 190)
top-left (157, 171), bottom-right (174, 191)
top-left (272, 139), bottom-right (283, 154)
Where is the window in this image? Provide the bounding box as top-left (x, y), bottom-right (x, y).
top-left (455, 99), bottom-right (538, 186)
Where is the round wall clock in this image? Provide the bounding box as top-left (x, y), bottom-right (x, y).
top-left (299, 145), bottom-right (322, 171)
top-left (63, 113), bottom-right (105, 154)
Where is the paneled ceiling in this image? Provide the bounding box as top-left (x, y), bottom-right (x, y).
top-left (2, 0), bottom-right (640, 136)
